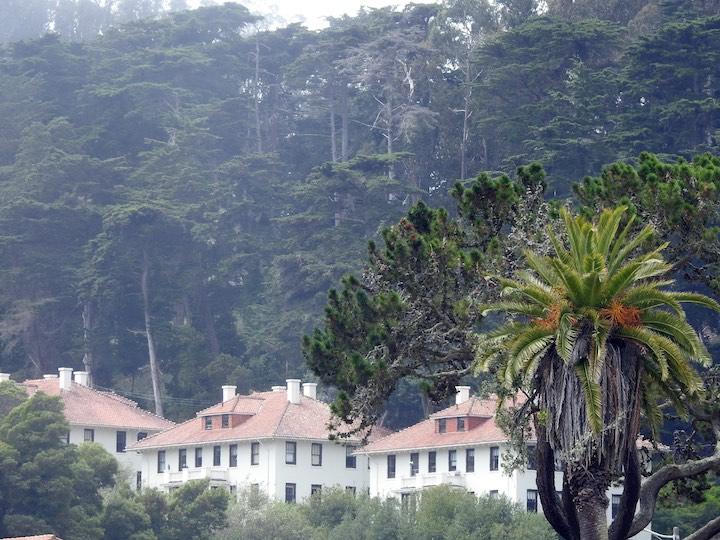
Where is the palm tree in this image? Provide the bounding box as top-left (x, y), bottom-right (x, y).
top-left (476, 206), bottom-right (719, 540)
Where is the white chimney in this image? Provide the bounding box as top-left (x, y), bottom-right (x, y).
top-left (286, 379), bottom-right (301, 404)
top-left (43, 374), bottom-right (58, 379)
top-left (455, 385), bottom-right (471, 405)
top-left (58, 367), bottom-right (73, 391)
top-left (74, 371), bottom-right (89, 386)
top-left (222, 385), bottom-right (237, 402)
top-left (302, 382), bottom-right (317, 400)
top-left (271, 385), bottom-right (285, 392)
top-left (0, 373), bottom-right (10, 382)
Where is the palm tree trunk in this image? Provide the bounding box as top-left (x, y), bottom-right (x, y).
top-left (576, 497), bottom-right (609, 540)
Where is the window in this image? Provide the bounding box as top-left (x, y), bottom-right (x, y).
top-left (489, 446), bottom-right (500, 471)
top-left (195, 447), bottom-right (203, 467)
top-left (527, 489), bottom-right (538, 513)
top-left (410, 452), bottom-right (419, 476)
top-left (489, 490), bottom-right (499, 498)
top-left (84, 428), bottom-right (94, 442)
top-left (449, 449), bottom-right (457, 471)
top-left (204, 417), bottom-right (212, 430)
top-left (179, 448), bottom-right (187, 469)
top-left (345, 446), bottom-right (357, 468)
top-left (611, 494), bottom-right (621, 519)
top-left (251, 442), bottom-right (260, 465)
top-left (428, 451), bottom-right (436, 473)
top-left (221, 414), bottom-right (229, 428)
top-left (157, 450), bottom-right (166, 473)
top-left (285, 441), bottom-right (297, 464)
top-left (285, 483), bottom-right (296, 503)
top-left (387, 454), bottom-right (396, 478)
top-left (438, 418), bottom-right (447, 433)
top-left (345, 486), bottom-right (356, 496)
top-left (311, 484), bottom-right (322, 497)
top-left (527, 445), bottom-right (537, 470)
top-left (116, 431), bottom-right (127, 453)
top-left (213, 445), bottom-right (221, 466)
top-left (137, 432), bottom-right (148, 441)
top-left (136, 471), bottom-right (142, 490)
top-left (457, 417), bottom-right (465, 432)
top-left (229, 444), bottom-right (238, 467)
top-left (466, 448), bottom-right (475, 473)
top-left (311, 443), bottom-right (323, 466)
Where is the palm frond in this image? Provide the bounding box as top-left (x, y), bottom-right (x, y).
top-left (576, 359), bottom-right (603, 434)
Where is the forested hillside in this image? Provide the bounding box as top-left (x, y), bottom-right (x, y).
top-left (0, 0), bottom-right (719, 420)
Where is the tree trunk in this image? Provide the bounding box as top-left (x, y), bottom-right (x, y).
top-left (254, 35), bottom-right (262, 154)
top-left (200, 289), bottom-right (220, 359)
top-left (330, 102), bottom-right (337, 162)
top-left (576, 498), bottom-right (610, 540)
top-left (340, 92), bottom-right (349, 161)
top-left (81, 300), bottom-right (94, 384)
top-left (386, 95), bottom-right (394, 180)
top-left (141, 249), bottom-right (164, 417)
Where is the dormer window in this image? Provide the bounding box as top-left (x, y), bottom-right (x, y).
top-left (438, 418), bottom-right (447, 433)
top-left (204, 417), bottom-right (212, 430)
top-left (221, 414), bottom-right (229, 428)
top-left (457, 418), bottom-right (465, 432)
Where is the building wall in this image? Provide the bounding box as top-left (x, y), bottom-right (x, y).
top-left (138, 438), bottom-right (370, 502)
top-left (69, 424), bottom-right (154, 485)
top-left (368, 443), bottom-right (651, 540)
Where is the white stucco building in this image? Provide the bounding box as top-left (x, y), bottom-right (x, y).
top-left (131, 379), bottom-right (381, 501)
top-left (3, 367), bottom-right (174, 487)
top-left (361, 386), bottom-right (651, 540)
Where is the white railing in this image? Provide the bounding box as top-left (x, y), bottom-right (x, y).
top-left (163, 467), bottom-right (229, 485)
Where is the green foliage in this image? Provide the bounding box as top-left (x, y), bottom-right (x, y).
top-left (654, 482), bottom-right (720, 538)
top-left (214, 486), bottom-right (555, 540)
top-left (0, 392), bottom-right (117, 538)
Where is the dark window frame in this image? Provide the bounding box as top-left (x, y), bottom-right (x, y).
top-left (611, 494), bottom-right (621, 519)
top-left (311, 484), bottom-right (322, 497)
top-left (466, 448), bottom-right (475, 473)
top-left (204, 416), bottom-right (212, 430)
top-left (229, 444), bottom-right (238, 467)
top-left (457, 417), bottom-right (465, 432)
top-left (387, 454), bottom-right (396, 478)
top-left (213, 445), bottom-right (221, 466)
top-left (345, 446), bottom-right (357, 468)
top-left (84, 428), bottom-right (94, 442)
top-left (527, 489), bottom-right (538, 513)
top-left (527, 445), bottom-right (537, 470)
top-left (428, 451), bottom-right (436, 473)
top-left (179, 448), bottom-right (187, 469)
top-left (449, 449), bottom-right (457, 471)
top-left (157, 450), bottom-right (166, 473)
top-left (285, 441), bottom-right (297, 464)
top-left (285, 482), bottom-right (296, 503)
top-left (116, 431), bottom-right (127, 453)
top-left (137, 432), bottom-right (148, 441)
top-left (438, 418), bottom-right (447, 433)
top-left (195, 447), bottom-right (203, 467)
top-left (311, 442), bottom-right (323, 466)
top-left (221, 414), bottom-right (230, 428)
top-left (251, 442), bottom-right (260, 465)
top-left (490, 446), bottom-right (500, 471)
top-left (410, 452), bottom-right (419, 476)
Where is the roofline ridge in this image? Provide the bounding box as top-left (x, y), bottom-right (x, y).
top-left (271, 394), bottom-right (291, 437)
top-left (91, 384), bottom-right (174, 424)
top-left (130, 415), bottom-right (197, 449)
top-left (363, 416), bottom-right (435, 450)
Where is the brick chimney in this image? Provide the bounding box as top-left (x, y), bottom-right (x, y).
top-left (302, 382), bottom-right (317, 400)
top-left (58, 367), bottom-right (73, 391)
top-left (222, 385), bottom-right (237, 402)
top-left (74, 371), bottom-right (89, 386)
top-left (455, 385), bottom-right (471, 405)
top-left (286, 379), bottom-right (301, 404)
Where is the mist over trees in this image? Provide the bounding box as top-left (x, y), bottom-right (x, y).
top-left (0, 0), bottom-right (719, 423)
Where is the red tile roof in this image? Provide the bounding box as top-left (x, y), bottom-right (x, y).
top-left (131, 390), bottom-right (387, 450)
top-left (362, 396), bottom-right (525, 454)
top-left (21, 378), bottom-right (173, 431)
